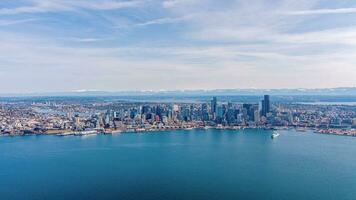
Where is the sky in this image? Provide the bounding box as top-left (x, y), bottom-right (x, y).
top-left (0, 0), bottom-right (356, 93)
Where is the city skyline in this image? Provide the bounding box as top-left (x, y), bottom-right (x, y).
top-left (1, 0), bottom-right (356, 93)
top-left (1, 94), bottom-right (356, 136)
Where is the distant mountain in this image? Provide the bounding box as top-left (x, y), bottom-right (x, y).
top-left (1, 87), bottom-right (356, 97)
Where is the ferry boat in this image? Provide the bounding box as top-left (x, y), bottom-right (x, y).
top-left (271, 131), bottom-right (280, 139)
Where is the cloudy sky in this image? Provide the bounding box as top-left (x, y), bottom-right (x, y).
top-left (0, 0), bottom-right (356, 93)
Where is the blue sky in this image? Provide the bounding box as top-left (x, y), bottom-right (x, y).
top-left (0, 0), bottom-right (356, 93)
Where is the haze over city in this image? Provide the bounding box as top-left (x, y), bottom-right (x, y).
top-left (1, 0), bottom-right (356, 93)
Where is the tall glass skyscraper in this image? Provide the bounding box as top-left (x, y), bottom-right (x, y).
top-left (262, 95), bottom-right (270, 117)
top-left (211, 97), bottom-right (217, 114)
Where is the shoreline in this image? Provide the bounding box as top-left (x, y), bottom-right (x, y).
top-left (1, 126), bottom-right (355, 137)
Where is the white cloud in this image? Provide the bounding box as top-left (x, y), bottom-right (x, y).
top-left (0, 0), bottom-right (144, 15)
top-left (1, 28), bottom-right (355, 92)
top-left (72, 0), bottom-right (144, 10)
top-left (0, 18), bottom-right (38, 26)
top-left (1, 0), bottom-right (356, 91)
top-left (276, 27), bottom-right (356, 45)
top-left (63, 37), bottom-right (114, 42)
top-left (0, 1), bottom-right (71, 15)
top-left (284, 7), bottom-right (356, 15)
top-left (137, 15), bottom-right (192, 26)
top-left (162, 0), bottom-right (200, 8)
top-left (190, 26), bottom-right (356, 46)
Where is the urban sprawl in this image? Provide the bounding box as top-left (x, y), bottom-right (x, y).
top-left (1, 95), bottom-right (356, 137)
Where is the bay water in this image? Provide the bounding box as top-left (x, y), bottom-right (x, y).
top-left (1, 129), bottom-right (355, 200)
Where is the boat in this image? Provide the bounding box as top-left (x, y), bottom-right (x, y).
top-left (271, 131), bottom-right (280, 139)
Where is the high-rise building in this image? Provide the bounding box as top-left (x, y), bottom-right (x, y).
top-left (142, 105), bottom-right (150, 114)
top-left (173, 104), bottom-right (179, 112)
top-left (211, 97), bottom-right (217, 114)
top-left (243, 103), bottom-right (258, 122)
top-left (262, 95), bottom-right (270, 117)
top-left (215, 105), bottom-right (224, 124)
top-left (226, 107), bottom-right (236, 124)
top-left (254, 109), bottom-right (260, 123)
top-left (201, 103), bottom-right (209, 121)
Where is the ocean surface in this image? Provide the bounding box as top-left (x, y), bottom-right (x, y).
top-left (1, 129), bottom-right (356, 200)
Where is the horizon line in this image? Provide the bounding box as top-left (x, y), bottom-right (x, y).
top-left (0, 87), bottom-right (356, 97)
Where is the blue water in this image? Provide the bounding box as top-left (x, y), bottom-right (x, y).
top-left (1, 129), bottom-right (356, 200)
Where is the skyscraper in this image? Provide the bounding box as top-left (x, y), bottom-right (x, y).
top-left (243, 103), bottom-right (258, 122)
top-left (262, 95), bottom-right (270, 117)
top-left (201, 103), bottom-right (209, 121)
top-left (211, 97), bottom-right (217, 114)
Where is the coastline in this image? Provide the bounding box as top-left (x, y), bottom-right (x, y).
top-left (1, 126), bottom-right (355, 137)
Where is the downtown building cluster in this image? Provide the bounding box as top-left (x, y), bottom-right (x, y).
top-left (92, 95), bottom-right (272, 131)
top-left (0, 95), bottom-right (356, 136)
